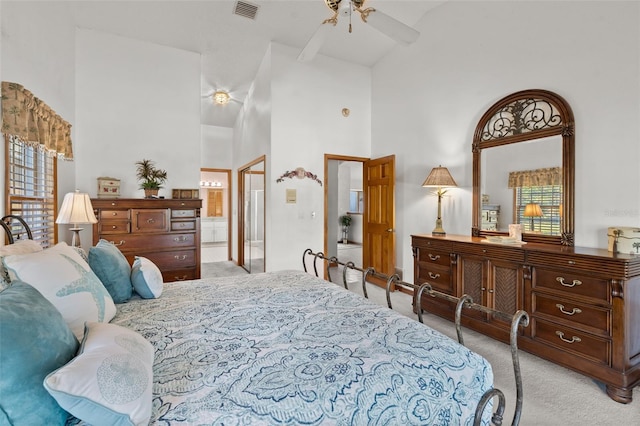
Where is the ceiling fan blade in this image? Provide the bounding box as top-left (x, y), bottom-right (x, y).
top-left (363, 9), bottom-right (419, 45)
top-left (297, 21), bottom-right (332, 62)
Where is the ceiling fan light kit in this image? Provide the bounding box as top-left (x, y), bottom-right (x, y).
top-left (298, 0), bottom-right (420, 62)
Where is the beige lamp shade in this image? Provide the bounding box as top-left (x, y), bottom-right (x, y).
top-left (523, 203), bottom-right (543, 218)
top-left (56, 190), bottom-right (98, 226)
top-left (422, 165), bottom-right (457, 236)
top-left (422, 165), bottom-right (458, 188)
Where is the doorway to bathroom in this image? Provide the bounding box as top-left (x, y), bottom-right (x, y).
top-left (200, 168), bottom-right (231, 264)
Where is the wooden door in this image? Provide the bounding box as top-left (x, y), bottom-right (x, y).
top-left (363, 155), bottom-right (396, 282)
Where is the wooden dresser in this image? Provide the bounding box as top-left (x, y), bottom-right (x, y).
top-left (92, 198), bottom-right (201, 282)
top-left (412, 234), bottom-right (640, 404)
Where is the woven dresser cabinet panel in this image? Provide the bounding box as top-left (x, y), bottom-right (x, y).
top-left (412, 234), bottom-right (640, 404)
top-left (92, 198), bottom-right (201, 282)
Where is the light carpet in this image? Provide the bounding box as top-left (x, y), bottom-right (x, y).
top-left (201, 261), bottom-right (248, 277)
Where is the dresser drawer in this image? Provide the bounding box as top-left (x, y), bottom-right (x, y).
top-left (132, 209), bottom-right (169, 233)
top-left (171, 209), bottom-right (197, 219)
top-left (416, 247), bottom-right (451, 268)
top-left (98, 221), bottom-right (130, 235)
top-left (532, 318), bottom-right (611, 366)
top-left (103, 233), bottom-right (196, 251)
top-left (144, 249), bottom-right (197, 269)
top-left (162, 268), bottom-right (197, 283)
top-left (533, 268), bottom-right (610, 303)
top-left (171, 220), bottom-right (196, 231)
top-left (532, 292), bottom-right (611, 336)
top-left (99, 209), bottom-right (130, 220)
top-left (416, 264), bottom-right (452, 293)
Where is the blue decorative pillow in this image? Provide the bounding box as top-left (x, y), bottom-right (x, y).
top-left (89, 239), bottom-right (132, 303)
top-left (0, 281), bottom-right (79, 425)
top-left (44, 322), bottom-right (154, 426)
top-left (131, 256), bottom-right (163, 299)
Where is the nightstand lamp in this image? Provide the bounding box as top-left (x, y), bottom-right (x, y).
top-left (56, 190), bottom-right (98, 248)
top-left (422, 165), bottom-right (458, 236)
top-left (523, 203), bottom-right (543, 232)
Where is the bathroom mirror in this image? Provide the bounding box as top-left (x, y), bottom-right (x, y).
top-left (472, 89), bottom-right (575, 246)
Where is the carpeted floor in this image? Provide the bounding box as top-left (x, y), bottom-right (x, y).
top-left (201, 261), bottom-right (248, 278)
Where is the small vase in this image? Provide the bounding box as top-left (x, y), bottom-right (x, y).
top-left (144, 189), bottom-right (159, 198)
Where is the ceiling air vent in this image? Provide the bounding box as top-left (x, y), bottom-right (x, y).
top-left (234, 1), bottom-right (259, 20)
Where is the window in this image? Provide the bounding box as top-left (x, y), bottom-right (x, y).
top-left (5, 135), bottom-right (57, 246)
top-left (515, 185), bottom-right (562, 235)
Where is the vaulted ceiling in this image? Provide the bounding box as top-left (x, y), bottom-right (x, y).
top-left (67, 0), bottom-right (444, 127)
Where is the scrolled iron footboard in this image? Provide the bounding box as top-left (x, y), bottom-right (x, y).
top-left (303, 248), bottom-right (530, 426)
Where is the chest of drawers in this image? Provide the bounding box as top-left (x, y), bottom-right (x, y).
top-left (92, 198), bottom-right (202, 282)
top-left (412, 234), bottom-right (640, 404)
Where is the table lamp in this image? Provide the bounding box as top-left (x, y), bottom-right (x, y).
top-left (422, 165), bottom-right (458, 236)
top-left (523, 203), bottom-right (543, 232)
top-left (56, 190), bottom-right (98, 248)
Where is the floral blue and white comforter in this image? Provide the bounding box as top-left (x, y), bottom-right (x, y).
top-left (110, 270), bottom-right (493, 425)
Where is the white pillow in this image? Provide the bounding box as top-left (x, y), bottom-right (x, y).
top-left (0, 239), bottom-right (43, 291)
top-left (44, 322), bottom-right (154, 426)
top-left (2, 242), bottom-right (116, 339)
top-left (131, 256), bottom-right (163, 299)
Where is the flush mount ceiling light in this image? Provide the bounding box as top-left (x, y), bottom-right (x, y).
top-left (213, 91), bottom-right (231, 105)
top-left (298, 0), bottom-right (420, 62)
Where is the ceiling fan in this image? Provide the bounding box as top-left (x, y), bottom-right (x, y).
top-left (298, 0), bottom-right (420, 62)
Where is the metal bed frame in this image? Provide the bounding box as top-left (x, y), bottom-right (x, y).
top-left (303, 249), bottom-right (530, 426)
top-left (0, 215), bottom-right (33, 244)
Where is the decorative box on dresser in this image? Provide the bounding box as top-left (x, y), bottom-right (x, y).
top-left (92, 198), bottom-right (202, 282)
top-left (412, 234), bottom-right (640, 404)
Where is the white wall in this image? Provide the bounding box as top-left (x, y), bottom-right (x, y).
top-left (267, 43), bottom-right (371, 271)
top-left (372, 1), bottom-right (640, 283)
top-left (201, 125), bottom-right (233, 169)
top-left (75, 29), bottom-right (201, 203)
top-left (1, 1), bottom-right (76, 242)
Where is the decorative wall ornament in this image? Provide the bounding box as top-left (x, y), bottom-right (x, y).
top-left (276, 167), bottom-right (322, 186)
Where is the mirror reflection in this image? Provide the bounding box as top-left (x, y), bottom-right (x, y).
top-left (480, 136), bottom-right (562, 236)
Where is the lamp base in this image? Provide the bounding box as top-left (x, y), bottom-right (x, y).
top-left (70, 227), bottom-right (84, 248)
top-left (431, 218), bottom-right (446, 236)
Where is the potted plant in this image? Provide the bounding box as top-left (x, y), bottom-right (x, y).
top-left (135, 159), bottom-right (168, 198)
top-left (339, 214), bottom-right (352, 244)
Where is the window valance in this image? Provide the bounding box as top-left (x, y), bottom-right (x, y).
top-left (1, 81), bottom-right (73, 160)
top-left (508, 167), bottom-right (562, 188)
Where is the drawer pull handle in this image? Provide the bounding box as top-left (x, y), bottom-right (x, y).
top-left (428, 254), bottom-right (440, 261)
top-left (111, 225), bottom-right (117, 229)
top-left (428, 272), bottom-right (440, 279)
top-left (180, 223), bottom-right (186, 227)
top-left (556, 304), bottom-right (582, 316)
top-left (174, 255), bottom-right (187, 260)
top-left (109, 240), bottom-right (125, 246)
top-left (174, 236), bottom-right (187, 242)
top-left (112, 212), bottom-right (117, 216)
top-left (556, 277), bottom-right (582, 287)
top-left (147, 218), bottom-right (155, 224)
top-left (555, 331), bottom-right (581, 344)
top-left (175, 275), bottom-right (188, 281)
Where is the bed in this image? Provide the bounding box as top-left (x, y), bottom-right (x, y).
top-left (0, 219), bottom-right (526, 426)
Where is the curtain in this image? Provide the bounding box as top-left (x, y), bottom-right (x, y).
top-left (1, 81), bottom-right (73, 159)
top-left (508, 167), bottom-right (562, 188)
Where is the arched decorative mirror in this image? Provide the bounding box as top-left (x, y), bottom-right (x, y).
top-left (472, 89), bottom-right (575, 246)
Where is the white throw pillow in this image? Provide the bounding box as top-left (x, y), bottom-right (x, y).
top-left (0, 239), bottom-right (43, 291)
top-left (131, 256), bottom-right (163, 299)
top-left (44, 322), bottom-right (154, 426)
top-left (2, 242), bottom-right (116, 339)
